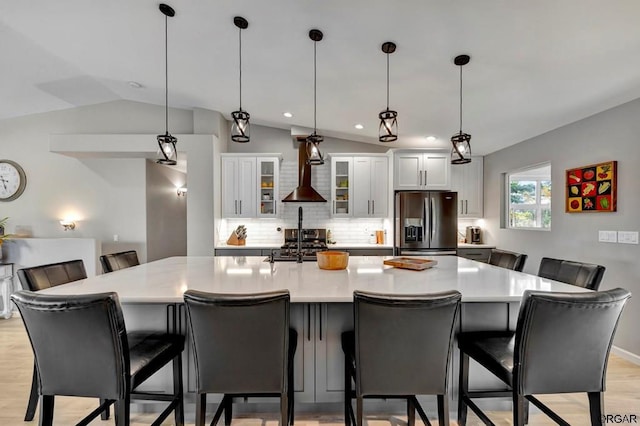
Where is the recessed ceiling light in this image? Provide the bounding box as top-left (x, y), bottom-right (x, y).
top-left (354, 124), bottom-right (364, 130)
top-left (426, 136), bottom-right (436, 142)
top-left (127, 81), bottom-right (143, 89)
top-left (283, 112), bottom-right (293, 118)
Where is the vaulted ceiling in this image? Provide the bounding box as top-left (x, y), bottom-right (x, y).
top-left (2, 1), bottom-right (640, 154)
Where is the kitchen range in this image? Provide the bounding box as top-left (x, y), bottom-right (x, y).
top-left (269, 228), bottom-right (328, 262)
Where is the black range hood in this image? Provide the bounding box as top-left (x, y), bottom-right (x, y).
top-left (282, 140), bottom-right (327, 203)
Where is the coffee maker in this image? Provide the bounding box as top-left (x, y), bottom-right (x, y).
top-left (466, 226), bottom-right (482, 244)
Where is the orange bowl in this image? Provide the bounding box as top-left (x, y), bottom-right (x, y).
top-left (316, 251), bottom-right (349, 270)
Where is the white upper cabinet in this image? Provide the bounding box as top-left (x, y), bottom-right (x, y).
top-left (330, 155), bottom-right (389, 218)
top-left (330, 157), bottom-right (353, 217)
top-left (352, 156), bottom-right (388, 218)
top-left (221, 154), bottom-right (281, 218)
top-left (393, 151), bottom-right (450, 190)
top-left (450, 156), bottom-right (483, 217)
top-left (257, 157), bottom-right (280, 217)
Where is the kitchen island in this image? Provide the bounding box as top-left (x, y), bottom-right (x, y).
top-left (38, 255), bottom-right (586, 416)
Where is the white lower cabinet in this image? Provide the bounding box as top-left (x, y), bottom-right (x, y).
top-left (291, 303), bottom-right (353, 403)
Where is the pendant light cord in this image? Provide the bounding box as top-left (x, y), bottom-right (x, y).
top-left (386, 52), bottom-right (390, 110)
top-left (238, 26), bottom-right (242, 110)
top-left (164, 14), bottom-right (169, 135)
top-left (313, 40), bottom-right (317, 133)
top-left (459, 64), bottom-right (463, 134)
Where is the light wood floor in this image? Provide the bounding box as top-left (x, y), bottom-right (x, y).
top-left (2, 316), bottom-right (639, 425)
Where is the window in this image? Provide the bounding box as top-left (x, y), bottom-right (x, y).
top-left (507, 163), bottom-right (551, 230)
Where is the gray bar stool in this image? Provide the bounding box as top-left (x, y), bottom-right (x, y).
top-left (11, 290), bottom-right (185, 426)
top-left (342, 290), bottom-right (462, 426)
top-left (184, 289), bottom-right (296, 425)
top-left (457, 287), bottom-right (630, 426)
top-left (16, 259), bottom-right (98, 421)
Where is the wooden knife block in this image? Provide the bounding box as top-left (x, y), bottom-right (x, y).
top-left (226, 232), bottom-right (246, 246)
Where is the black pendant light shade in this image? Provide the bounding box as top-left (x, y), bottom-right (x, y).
top-left (306, 29), bottom-right (324, 165)
top-left (379, 41), bottom-right (398, 142)
top-left (231, 16), bottom-right (250, 143)
top-left (157, 3), bottom-right (177, 165)
top-left (451, 54), bottom-right (472, 165)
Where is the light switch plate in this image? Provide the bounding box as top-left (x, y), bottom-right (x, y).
top-left (617, 231), bottom-right (639, 244)
top-left (598, 230), bottom-right (617, 243)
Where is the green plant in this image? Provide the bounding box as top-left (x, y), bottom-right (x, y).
top-left (0, 217), bottom-right (12, 243)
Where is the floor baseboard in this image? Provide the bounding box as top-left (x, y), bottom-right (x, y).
top-left (612, 345), bottom-right (640, 365)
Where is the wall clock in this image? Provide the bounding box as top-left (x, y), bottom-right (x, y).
top-left (0, 159), bottom-right (27, 201)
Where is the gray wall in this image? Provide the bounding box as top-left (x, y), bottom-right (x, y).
top-left (145, 160), bottom-right (187, 261)
top-left (484, 98), bottom-right (640, 356)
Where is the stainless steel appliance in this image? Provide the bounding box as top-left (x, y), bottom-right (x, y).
top-left (466, 226), bottom-right (482, 244)
top-left (394, 191), bottom-right (458, 255)
top-left (267, 228), bottom-right (328, 262)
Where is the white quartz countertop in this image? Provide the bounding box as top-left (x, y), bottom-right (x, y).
top-left (39, 256), bottom-right (586, 304)
top-left (458, 243), bottom-right (496, 249)
top-left (215, 243), bottom-right (393, 249)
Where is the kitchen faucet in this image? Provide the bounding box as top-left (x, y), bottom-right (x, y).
top-left (297, 206), bottom-right (303, 263)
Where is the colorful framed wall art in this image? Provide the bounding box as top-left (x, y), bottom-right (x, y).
top-left (566, 160), bottom-right (617, 213)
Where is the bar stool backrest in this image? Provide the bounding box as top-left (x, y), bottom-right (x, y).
top-left (100, 250), bottom-right (140, 273)
top-left (11, 290), bottom-right (128, 400)
top-left (488, 249), bottom-right (528, 272)
top-left (17, 259), bottom-right (87, 291)
top-left (354, 290), bottom-right (461, 396)
top-left (538, 257), bottom-right (605, 290)
top-left (514, 288), bottom-right (630, 395)
top-left (184, 290), bottom-right (290, 394)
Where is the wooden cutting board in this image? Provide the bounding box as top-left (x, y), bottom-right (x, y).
top-left (383, 257), bottom-right (438, 271)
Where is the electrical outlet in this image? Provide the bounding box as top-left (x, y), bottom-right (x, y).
top-left (617, 231), bottom-right (639, 244)
top-left (598, 230), bottom-right (617, 243)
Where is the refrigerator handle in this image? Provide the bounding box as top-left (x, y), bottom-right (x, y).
top-left (423, 196), bottom-right (429, 244)
top-left (431, 197), bottom-right (436, 242)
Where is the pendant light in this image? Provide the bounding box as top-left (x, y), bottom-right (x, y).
top-left (231, 16), bottom-right (250, 143)
top-left (306, 29), bottom-right (324, 166)
top-left (451, 54), bottom-right (472, 164)
top-left (378, 41), bottom-right (398, 142)
top-left (156, 3), bottom-right (177, 165)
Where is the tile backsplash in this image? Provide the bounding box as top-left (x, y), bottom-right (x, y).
top-left (218, 160), bottom-right (390, 245)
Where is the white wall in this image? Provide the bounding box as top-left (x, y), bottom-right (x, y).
top-left (484, 98), bottom-right (640, 357)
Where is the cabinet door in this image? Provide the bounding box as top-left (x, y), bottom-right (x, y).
top-left (463, 157), bottom-right (483, 217)
top-left (352, 157), bottom-right (372, 217)
top-left (236, 157), bottom-right (256, 217)
top-left (290, 304), bottom-right (315, 403)
top-left (369, 156), bottom-right (389, 217)
top-left (221, 157), bottom-right (239, 217)
top-left (394, 153), bottom-right (422, 190)
top-left (450, 156), bottom-right (483, 217)
top-left (423, 153), bottom-right (450, 190)
top-left (314, 303), bottom-right (353, 403)
top-left (331, 157), bottom-right (352, 217)
top-left (258, 157), bottom-right (279, 217)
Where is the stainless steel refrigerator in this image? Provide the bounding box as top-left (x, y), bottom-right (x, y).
top-left (394, 191), bottom-right (458, 255)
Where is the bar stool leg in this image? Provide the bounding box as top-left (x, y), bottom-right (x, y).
top-left (280, 392), bottom-right (288, 426)
top-left (114, 395), bottom-right (130, 426)
top-left (195, 393), bottom-right (206, 426)
top-left (24, 365), bottom-right (38, 421)
top-left (39, 395), bottom-right (54, 426)
top-left (173, 354), bottom-right (184, 426)
top-left (512, 392), bottom-right (526, 426)
top-left (438, 394), bottom-right (450, 426)
top-left (458, 351), bottom-right (470, 426)
top-left (356, 396), bottom-right (364, 426)
top-left (224, 395), bottom-right (232, 425)
top-left (407, 397), bottom-right (416, 426)
top-left (588, 392), bottom-right (604, 425)
top-left (344, 353), bottom-right (352, 426)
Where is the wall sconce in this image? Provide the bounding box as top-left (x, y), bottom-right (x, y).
top-left (60, 220), bottom-right (76, 231)
top-left (177, 187), bottom-right (187, 197)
